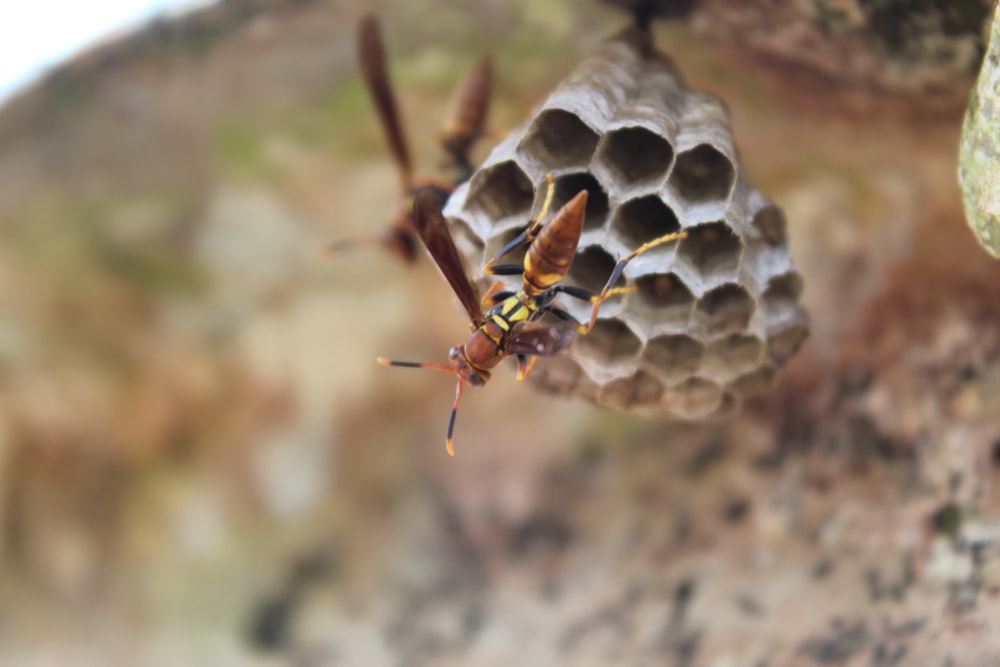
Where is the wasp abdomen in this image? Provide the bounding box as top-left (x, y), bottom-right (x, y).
top-left (524, 191), bottom-right (588, 296)
top-left (441, 56), bottom-right (493, 156)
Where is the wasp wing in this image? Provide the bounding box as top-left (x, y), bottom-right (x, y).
top-left (506, 322), bottom-right (578, 357)
top-left (358, 14), bottom-right (413, 192)
top-left (412, 188), bottom-right (483, 324)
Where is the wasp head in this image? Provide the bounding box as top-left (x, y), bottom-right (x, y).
top-left (449, 346), bottom-right (490, 387)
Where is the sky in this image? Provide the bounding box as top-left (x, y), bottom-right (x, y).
top-left (0, 0), bottom-right (212, 104)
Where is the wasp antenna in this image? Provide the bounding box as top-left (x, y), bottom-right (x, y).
top-left (446, 379), bottom-right (465, 456)
top-left (319, 235), bottom-right (384, 259)
top-left (376, 357), bottom-right (454, 374)
top-left (318, 240), bottom-right (351, 259)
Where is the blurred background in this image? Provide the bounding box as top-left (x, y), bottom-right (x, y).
top-left (0, 1), bottom-right (999, 665)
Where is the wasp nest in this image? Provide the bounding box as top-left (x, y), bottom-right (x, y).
top-left (442, 28), bottom-right (808, 419)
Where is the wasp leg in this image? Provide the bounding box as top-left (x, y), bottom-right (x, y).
top-left (515, 354), bottom-right (539, 382)
top-left (487, 291), bottom-right (517, 307)
top-left (483, 173), bottom-right (557, 273)
top-left (377, 357), bottom-right (465, 456)
top-left (546, 283), bottom-right (595, 303)
top-left (541, 283), bottom-right (635, 331)
top-left (580, 230), bottom-right (688, 334)
top-left (485, 264), bottom-right (524, 276)
top-left (484, 234), bottom-right (530, 274)
top-left (481, 280), bottom-right (514, 306)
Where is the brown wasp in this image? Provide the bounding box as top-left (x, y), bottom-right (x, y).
top-left (378, 175), bottom-right (687, 455)
top-left (322, 14), bottom-right (493, 263)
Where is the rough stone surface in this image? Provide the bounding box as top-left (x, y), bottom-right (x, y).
top-left (688, 0), bottom-right (993, 117)
top-left (959, 6), bottom-right (1000, 259)
top-left (2, 3), bottom-right (1000, 665)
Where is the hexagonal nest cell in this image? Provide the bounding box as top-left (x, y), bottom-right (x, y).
top-left (676, 221), bottom-right (743, 285)
top-left (630, 273), bottom-right (694, 330)
top-left (449, 217), bottom-right (486, 264)
top-left (767, 322), bottom-right (809, 366)
top-left (667, 143), bottom-right (736, 206)
top-left (731, 365), bottom-right (777, 397)
top-left (762, 272), bottom-right (804, 317)
top-left (519, 108), bottom-right (600, 170)
top-left (467, 160), bottom-right (535, 221)
top-left (643, 334), bottom-right (704, 379)
top-left (662, 376), bottom-right (724, 417)
top-left (442, 25), bottom-right (808, 420)
top-left (565, 245), bottom-right (624, 295)
top-left (575, 319), bottom-right (643, 368)
top-left (702, 334), bottom-right (764, 378)
top-left (610, 195), bottom-right (681, 252)
top-left (598, 369), bottom-right (665, 410)
top-left (551, 173), bottom-right (609, 232)
top-left (598, 126), bottom-right (674, 190)
top-left (694, 283), bottom-right (755, 336)
top-left (750, 204), bottom-right (788, 245)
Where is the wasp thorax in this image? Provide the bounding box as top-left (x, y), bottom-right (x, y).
top-left (442, 26), bottom-right (808, 420)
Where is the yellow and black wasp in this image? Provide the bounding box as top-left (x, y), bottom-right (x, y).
top-left (322, 14), bottom-right (493, 263)
top-left (379, 176), bottom-right (687, 455)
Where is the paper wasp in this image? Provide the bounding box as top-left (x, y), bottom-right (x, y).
top-left (378, 176), bottom-right (687, 455)
top-left (322, 14), bottom-right (493, 263)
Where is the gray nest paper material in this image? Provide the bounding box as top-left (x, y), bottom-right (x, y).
top-left (959, 6), bottom-right (1000, 259)
top-left (443, 27), bottom-right (808, 419)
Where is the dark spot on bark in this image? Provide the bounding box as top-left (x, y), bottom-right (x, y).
top-left (509, 515), bottom-right (574, 555)
top-left (722, 497), bottom-right (750, 523)
top-left (671, 577), bottom-right (696, 624)
top-left (930, 502), bottom-right (962, 541)
top-left (865, 568), bottom-right (883, 602)
top-left (848, 414), bottom-right (906, 461)
top-left (841, 361), bottom-right (873, 394)
top-left (956, 362), bottom-right (977, 382)
top-left (872, 642), bottom-right (909, 666)
top-left (813, 559), bottom-right (834, 579)
top-left (799, 619), bottom-right (870, 664)
top-left (247, 593), bottom-right (296, 652)
top-left (735, 594), bottom-right (764, 617)
top-left (685, 438), bottom-right (729, 475)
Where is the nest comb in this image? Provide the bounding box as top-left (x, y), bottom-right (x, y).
top-left (442, 27), bottom-right (808, 419)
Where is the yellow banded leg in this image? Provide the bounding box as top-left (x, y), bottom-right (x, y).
top-left (483, 173), bottom-right (557, 274)
top-left (515, 354), bottom-right (539, 382)
top-left (597, 286), bottom-right (636, 300)
top-left (579, 230), bottom-right (688, 334)
top-left (534, 173), bottom-right (556, 229)
top-left (480, 280), bottom-right (508, 306)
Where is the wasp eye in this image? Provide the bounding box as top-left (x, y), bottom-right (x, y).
top-left (468, 373), bottom-right (486, 387)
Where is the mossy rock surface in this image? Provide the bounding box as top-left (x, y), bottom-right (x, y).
top-left (959, 7), bottom-right (1000, 259)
